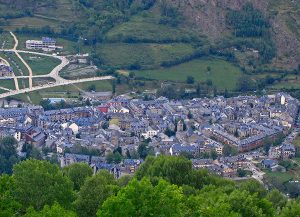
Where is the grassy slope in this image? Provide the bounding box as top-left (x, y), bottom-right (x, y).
top-left (0, 79), bottom-right (15, 90)
top-left (98, 43), bottom-right (196, 69)
top-left (2, 52), bottom-right (29, 76)
top-left (20, 54), bottom-right (61, 75)
top-left (0, 32), bottom-right (14, 49)
top-left (105, 8), bottom-right (199, 42)
top-left (134, 58), bottom-right (242, 90)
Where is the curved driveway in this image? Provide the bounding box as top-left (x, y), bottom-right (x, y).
top-left (0, 32), bottom-right (114, 99)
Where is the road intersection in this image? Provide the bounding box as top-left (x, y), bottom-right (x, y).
top-left (0, 32), bottom-right (114, 99)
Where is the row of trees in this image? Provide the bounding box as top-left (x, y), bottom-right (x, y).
top-left (1, 156), bottom-right (300, 216)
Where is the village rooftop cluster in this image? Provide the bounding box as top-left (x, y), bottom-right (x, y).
top-left (0, 92), bottom-right (299, 179)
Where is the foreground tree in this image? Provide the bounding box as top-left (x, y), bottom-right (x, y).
top-left (75, 170), bottom-right (119, 217)
top-left (24, 203), bottom-right (77, 217)
top-left (279, 201), bottom-right (300, 217)
top-left (13, 159), bottom-right (74, 210)
top-left (0, 136), bottom-right (19, 174)
top-left (63, 163), bottom-right (93, 191)
top-left (97, 178), bottom-right (184, 217)
top-left (0, 175), bottom-right (21, 216)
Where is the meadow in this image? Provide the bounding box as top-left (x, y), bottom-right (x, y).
top-left (20, 54), bottom-right (61, 75)
top-left (134, 58), bottom-right (242, 90)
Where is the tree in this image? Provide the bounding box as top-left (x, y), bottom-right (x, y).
top-left (237, 168), bottom-right (247, 177)
top-left (239, 179), bottom-right (267, 198)
top-left (266, 189), bottom-right (287, 210)
top-left (210, 150), bottom-right (218, 160)
top-left (136, 156), bottom-right (192, 186)
top-left (63, 163), bottom-right (93, 191)
top-left (223, 144), bottom-right (238, 157)
top-left (21, 143), bottom-right (43, 160)
top-left (237, 76), bottom-right (257, 92)
top-left (280, 201), bottom-right (300, 217)
top-left (137, 143), bottom-right (150, 159)
top-left (106, 152), bottom-right (122, 164)
top-left (0, 136), bottom-right (19, 174)
top-left (75, 170), bottom-right (119, 217)
top-left (97, 178), bottom-right (184, 217)
top-left (23, 203), bottom-right (76, 217)
top-left (88, 84), bottom-right (96, 92)
top-left (186, 76), bottom-right (195, 84)
top-left (13, 159), bottom-right (74, 210)
top-left (0, 174), bottom-right (21, 216)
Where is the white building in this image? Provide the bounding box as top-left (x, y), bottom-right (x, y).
top-left (26, 37), bottom-right (60, 51)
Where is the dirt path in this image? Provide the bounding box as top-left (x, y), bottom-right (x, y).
top-left (10, 32), bottom-right (33, 89)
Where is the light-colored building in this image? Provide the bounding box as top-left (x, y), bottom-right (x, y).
top-left (26, 37), bottom-right (61, 51)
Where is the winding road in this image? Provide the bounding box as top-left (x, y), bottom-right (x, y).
top-left (0, 32), bottom-right (114, 99)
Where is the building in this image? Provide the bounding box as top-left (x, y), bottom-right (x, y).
top-left (0, 64), bottom-right (13, 76)
top-left (26, 37), bottom-right (60, 51)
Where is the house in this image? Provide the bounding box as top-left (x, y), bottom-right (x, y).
top-left (269, 146), bottom-right (281, 159)
top-left (169, 144), bottom-right (198, 156)
top-left (261, 159), bottom-right (278, 169)
top-left (141, 127), bottom-right (158, 139)
top-left (69, 123), bottom-right (79, 134)
top-left (92, 163), bottom-right (121, 179)
top-left (281, 143), bottom-right (295, 159)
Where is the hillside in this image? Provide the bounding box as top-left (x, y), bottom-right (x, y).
top-left (0, 0), bottom-right (300, 95)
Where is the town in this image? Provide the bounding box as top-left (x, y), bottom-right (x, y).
top-left (0, 92), bottom-right (300, 191)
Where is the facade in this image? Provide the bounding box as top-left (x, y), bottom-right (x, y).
top-left (26, 37), bottom-right (59, 51)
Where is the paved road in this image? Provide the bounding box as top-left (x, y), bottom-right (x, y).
top-left (10, 32), bottom-right (33, 89)
top-left (0, 33), bottom-right (114, 99)
top-left (0, 76), bottom-right (114, 98)
top-left (0, 56), bottom-right (10, 66)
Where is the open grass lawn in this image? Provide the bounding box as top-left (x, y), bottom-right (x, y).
top-left (75, 80), bottom-right (112, 92)
top-left (3, 52), bottom-right (29, 76)
top-left (20, 54), bottom-right (61, 75)
top-left (18, 78), bottom-right (29, 89)
top-left (264, 170), bottom-right (295, 184)
top-left (134, 58), bottom-right (242, 90)
top-left (293, 158), bottom-right (300, 165)
top-left (0, 32), bottom-right (14, 49)
top-left (98, 43), bottom-right (195, 69)
top-left (0, 89), bottom-right (7, 94)
top-left (269, 75), bottom-right (300, 90)
top-left (0, 79), bottom-right (15, 90)
top-left (6, 17), bottom-right (61, 32)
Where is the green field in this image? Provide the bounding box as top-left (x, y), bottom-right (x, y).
top-left (6, 17), bottom-right (61, 32)
top-left (0, 32), bottom-right (14, 49)
top-left (97, 43), bottom-right (196, 69)
top-left (0, 79), bottom-right (15, 90)
top-left (20, 54), bottom-right (61, 75)
top-left (269, 75), bottom-right (300, 90)
top-left (105, 9), bottom-right (200, 43)
top-left (2, 52), bottom-right (29, 76)
top-left (18, 78), bottom-right (29, 89)
top-left (264, 170), bottom-right (295, 184)
top-left (134, 58), bottom-right (242, 90)
top-left (0, 89), bottom-right (7, 94)
top-left (13, 80), bottom-right (113, 104)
